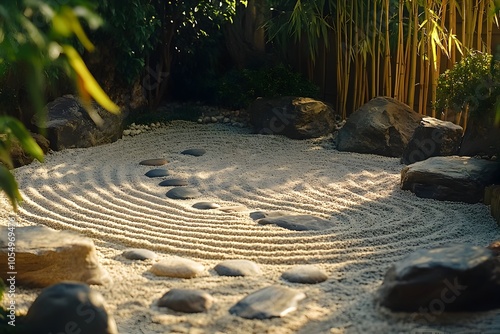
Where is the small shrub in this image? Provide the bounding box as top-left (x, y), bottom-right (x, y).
top-left (216, 64), bottom-right (320, 108)
top-left (435, 51), bottom-right (500, 120)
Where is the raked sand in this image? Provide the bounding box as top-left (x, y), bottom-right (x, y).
top-left (1, 121), bottom-right (500, 333)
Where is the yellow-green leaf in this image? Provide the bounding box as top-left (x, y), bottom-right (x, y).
top-left (5, 117), bottom-right (44, 163)
top-left (63, 45), bottom-right (120, 114)
top-left (0, 165), bottom-right (22, 210)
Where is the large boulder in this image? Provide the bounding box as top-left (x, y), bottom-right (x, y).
top-left (485, 185), bottom-right (500, 225)
top-left (401, 117), bottom-right (463, 164)
top-left (249, 96), bottom-right (336, 139)
top-left (23, 282), bottom-right (118, 334)
top-left (0, 226), bottom-right (111, 287)
top-left (378, 244), bottom-right (500, 312)
top-left (32, 95), bottom-right (125, 151)
top-left (336, 97), bottom-right (423, 157)
top-left (400, 156), bottom-right (500, 203)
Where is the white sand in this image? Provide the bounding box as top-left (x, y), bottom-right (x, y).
top-left (1, 121), bottom-right (500, 333)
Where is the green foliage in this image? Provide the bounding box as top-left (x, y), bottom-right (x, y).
top-left (216, 64), bottom-right (320, 108)
top-left (435, 51), bottom-right (500, 120)
top-left (95, 0), bottom-right (160, 84)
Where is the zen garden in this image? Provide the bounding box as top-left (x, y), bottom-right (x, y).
top-left (1, 1), bottom-right (500, 333)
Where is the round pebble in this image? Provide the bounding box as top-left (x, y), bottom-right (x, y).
top-left (140, 159), bottom-right (168, 166)
top-left (214, 260), bottom-right (262, 277)
top-left (181, 149), bottom-right (206, 157)
top-left (145, 169), bottom-right (169, 178)
top-left (158, 179), bottom-right (189, 187)
top-left (192, 202), bottom-right (220, 210)
top-left (281, 265), bottom-right (328, 284)
top-left (158, 288), bottom-right (213, 313)
top-left (150, 257), bottom-right (205, 278)
top-left (122, 248), bottom-right (157, 261)
top-left (166, 187), bottom-right (201, 200)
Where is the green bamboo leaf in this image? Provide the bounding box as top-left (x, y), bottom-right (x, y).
top-left (0, 139), bottom-right (13, 169)
top-left (0, 165), bottom-right (22, 210)
top-left (4, 117), bottom-right (44, 163)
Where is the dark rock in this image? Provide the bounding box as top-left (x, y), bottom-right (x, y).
top-left (336, 96), bottom-right (423, 157)
top-left (459, 114), bottom-right (500, 157)
top-left (249, 210), bottom-right (293, 220)
top-left (166, 187), bottom-right (201, 200)
top-left (122, 248), bottom-right (157, 261)
top-left (400, 156), bottom-right (500, 203)
top-left (192, 202), bottom-right (220, 210)
top-left (214, 260), bottom-right (262, 276)
top-left (378, 244), bottom-right (500, 312)
top-left (158, 179), bottom-right (189, 187)
top-left (23, 282), bottom-right (117, 334)
top-left (402, 117), bottom-right (463, 164)
top-left (150, 256), bottom-right (205, 278)
top-left (32, 95), bottom-right (125, 151)
top-left (249, 96), bottom-right (336, 139)
top-left (139, 158), bottom-right (168, 166)
top-left (229, 285), bottom-right (306, 319)
top-left (0, 226), bottom-right (110, 288)
top-left (145, 169), bottom-right (169, 178)
top-left (10, 133), bottom-right (50, 168)
top-left (158, 288), bottom-right (213, 313)
top-left (181, 149), bottom-right (206, 157)
top-left (258, 215), bottom-right (334, 231)
top-left (281, 265), bottom-right (328, 284)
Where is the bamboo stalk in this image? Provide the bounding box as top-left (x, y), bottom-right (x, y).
top-left (477, 0), bottom-right (485, 51)
top-left (408, 0), bottom-right (419, 109)
top-left (384, 0), bottom-right (392, 96)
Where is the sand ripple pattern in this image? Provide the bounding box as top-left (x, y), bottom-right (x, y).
top-left (13, 121), bottom-right (497, 266)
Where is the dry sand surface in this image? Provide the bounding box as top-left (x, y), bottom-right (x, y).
top-left (1, 121), bottom-right (500, 333)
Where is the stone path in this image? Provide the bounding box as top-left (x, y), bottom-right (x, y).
top-left (137, 149), bottom-right (334, 318)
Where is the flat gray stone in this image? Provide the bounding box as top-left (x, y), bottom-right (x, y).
top-left (122, 248), bottom-right (157, 261)
top-left (281, 265), bottom-right (328, 284)
top-left (181, 149), bottom-right (206, 157)
top-left (166, 187), bottom-right (201, 200)
top-left (378, 244), bottom-right (500, 312)
top-left (140, 158), bottom-right (168, 166)
top-left (158, 179), bottom-right (189, 187)
top-left (250, 211), bottom-right (293, 220)
top-left (401, 156), bottom-right (500, 203)
top-left (145, 169), bottom-right (169, 178)
top-left (229, 285), bottom-right (306, 319)
top-left (258, 215), bottom-right (334, 231)
top-left (192, 202), bottom-right (221, 210)
top-left (150, 257), bottom-right (205, 278)
top-left (214, 260), bottom-right (262, 277)
top-left (24, 282), bottom-right (118, 333)
top-left (158, 288), bottom-right (213, 313)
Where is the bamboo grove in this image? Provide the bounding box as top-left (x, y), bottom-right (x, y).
top-left (269, 0), bottom-right (500, 124)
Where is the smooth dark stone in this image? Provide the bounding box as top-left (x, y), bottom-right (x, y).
top-left (281, 265), bottom-right (328, 284)
top-left (122, 248), bottom-right (157, 261)
top-left (158, 288), bottom-right (213, 313)
top-left (249, 211), bottom-right (293, 220)
top-left (192, 202), bottom-right (221, 210)
top-left (139, 158), bottom-right (168, 166)
top-left (378, 244), bottom-right (500, 312)
top-left (229, 285), bottom-right (306, 319)
top-left (258, 215), bottom-right (334, 231)
top-left (24, 282), bottom-right (117, 333)
top-left (181, 149), bottom-right (206, 157)
top-left (214, 260), bottom-right (262, 277)
top-left (158, 179), bottom-right (189, 187)
top-left (145, 169), bottom-right (169, 178)
top-left (401, 156), bottom-right (500, 203)
top-left (166, 187), bottom-right (201, 200)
